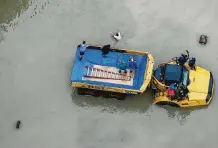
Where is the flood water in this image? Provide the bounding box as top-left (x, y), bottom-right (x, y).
top-left (0, 0), bottom-right (218, 148)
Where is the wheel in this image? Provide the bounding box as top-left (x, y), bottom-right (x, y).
top-left (116, 93), bottom-right (126, 100)
top-left (77, 88), bottom-right (101, 97)
top-left (156, 101), bottom-right (179, 107)
top-left (91, 92), bottom-right (101, 97)
top-left (77, 88), bottom-right (85, 95)
top-left (102, 92), bottom-right (126, 100)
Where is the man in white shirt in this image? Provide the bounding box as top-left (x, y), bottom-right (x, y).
top-left (110, 28), bottom-right (123, 43)
top-left (78, 41), bottom-right (88, 61)
top-left (113, 31), bottom-right (122, 41)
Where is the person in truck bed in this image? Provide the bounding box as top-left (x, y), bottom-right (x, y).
top-left (78, 41), bottom-right (88, 61)
top-left (118, 60), bottom-right (127, 73)
top-left (101, 44), bottom-right (111, 58)
top-left (128, 56), bottom-right (138, 73)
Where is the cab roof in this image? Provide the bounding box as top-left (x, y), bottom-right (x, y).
top-left (164, 64), bottom-right (183, 83)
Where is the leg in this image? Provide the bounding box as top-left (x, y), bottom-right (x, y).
top-left (117, 27), bottom-right (125, 38)
top-left (80, 52), bottom-right (84, 60)
top-left (79, 54), bottom-right (83, 60)
top-left (134, 63), bottom-right (138, 70)
top-left (102, 52), bottom-right (106, 57)
top-left (113, 41), bottom-right (118, 48)
top-left (117, 27), bottom-right (120, 32)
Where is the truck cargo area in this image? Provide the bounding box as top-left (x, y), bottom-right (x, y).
top-left (70, 46), bottom-right (148, 90)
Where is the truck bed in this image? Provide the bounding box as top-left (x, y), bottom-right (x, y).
top-left (70, 46), bottom-right (148, 90)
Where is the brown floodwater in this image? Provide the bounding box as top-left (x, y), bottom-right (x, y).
top-left (0, 0), bottom-right (218, 148)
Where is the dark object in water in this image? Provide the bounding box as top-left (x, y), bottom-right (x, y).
top-left (16, 120), bottom-right (21, 129)
top-left (199, 35), bottom-right (208, 45)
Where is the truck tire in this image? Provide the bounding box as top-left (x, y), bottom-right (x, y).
top-left (102, 92), bottom-right (126, 100)
top-left (156, 101), bottom-right (179, 107)
top-left (77, 88), bottom-right (85, 95)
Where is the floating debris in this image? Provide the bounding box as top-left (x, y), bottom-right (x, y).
top-left (16, 120), bottom-right (21, 129)
top-left (199, 35), bottom-right (208, 45)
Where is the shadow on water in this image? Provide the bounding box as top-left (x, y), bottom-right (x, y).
top-left (72, 87), bottom-right (208, 124)
top-left (159, 104), bottom-right (208, 125)
top-left (71, 88), bottom-right (154, 114)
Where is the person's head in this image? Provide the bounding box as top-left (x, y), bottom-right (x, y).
top-left (189, 57), bottom-right (196, 67)
top-left (82, 41), bottom-right (86, 44)
top-left (107, 44), bottom-right (111, 48)
top-left (130, 56), bottom-right (134, 61)
top-left (120, 60), bottom-right (125, 63)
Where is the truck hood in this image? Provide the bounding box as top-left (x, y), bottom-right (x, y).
top-left (187, 70), bottom-right (210, 94)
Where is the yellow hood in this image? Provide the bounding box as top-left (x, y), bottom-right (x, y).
top-left (187, 69), bottom-right (210, 94)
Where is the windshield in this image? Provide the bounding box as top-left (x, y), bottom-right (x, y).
top-left (182, 68), bottom-right (189, 86)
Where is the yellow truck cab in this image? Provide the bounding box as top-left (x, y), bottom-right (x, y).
top-left (152, 51), bottom-right (214, 107)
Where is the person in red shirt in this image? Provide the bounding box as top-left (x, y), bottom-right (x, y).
top-left (167, 88), bottom-right (175, 99)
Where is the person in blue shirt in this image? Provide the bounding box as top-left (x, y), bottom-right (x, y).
top-left (78, 41), bottom-right (88, 61)
top-left (128, 56), bottom-right (137, 73)
top-left (178, 54), bottom-right (188, 65)
top-left (118, 60), bottom-right (127, 73)
top-left (188, 57), bottom-right (196, 70)
top-left (169, 83), bottom-right (178, 92)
